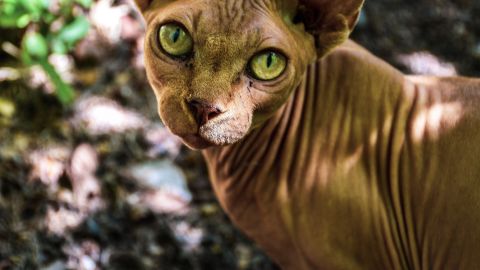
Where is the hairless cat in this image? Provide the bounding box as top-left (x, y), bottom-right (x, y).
top-left (133, 0), bottom-right (480, 269)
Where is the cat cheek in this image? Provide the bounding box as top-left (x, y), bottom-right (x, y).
top-left (157, 93), bottom-right (196, 136)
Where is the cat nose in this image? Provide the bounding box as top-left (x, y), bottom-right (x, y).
top-left (187, 99), bottom-right (224, 126)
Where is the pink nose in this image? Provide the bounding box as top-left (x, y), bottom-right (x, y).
top-left (187, 99), bottom-right (223, 126)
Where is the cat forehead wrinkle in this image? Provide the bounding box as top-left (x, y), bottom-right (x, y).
top-left (199, 30), bottom-right (261, 51)
top-left (192, 1), bottom-right (254, 33)
top-left (188, 0), bottom-right (284, 31)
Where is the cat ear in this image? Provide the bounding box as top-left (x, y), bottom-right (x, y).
top-left (298, 0), bottom-right (365, 56)
top-left (132, 0), bottom-right (154, 12)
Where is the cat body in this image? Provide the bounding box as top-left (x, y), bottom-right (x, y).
top-left (133, 0), bottom-right (480, 268)
top-left (205, 40), bottom-right (480, 269)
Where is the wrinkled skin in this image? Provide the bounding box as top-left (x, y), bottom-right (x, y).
top-left (140, 0), bottom-right (317, 148)
top-left (134, 0), bottom-right (480, 269)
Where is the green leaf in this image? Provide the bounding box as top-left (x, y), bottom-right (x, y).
top-left (39, 0), bottom-right (50, 10)
top-left (43, 12), bottom-right (56, 24)
top-left (0, 2), bottom-right (29, 28)
top-left (2, 2), bottom-right (18, 16)
top-left (20, 48), bottom-right (33, 65)
top-left (38, 59), bottom-right (76, 105)
top-left (51, 38), bottom-right (68, 54)
top-left (16, 14), bottom-right (31, 28)
top-left (19, 0), bottom-right (41, 13)
top-left (0, 16), bottom-right (20, 28)
top-left (75, 0), bottom-right (92, 8)
top-left (23, 32), bottom-right (49, 59)
top-left (18, 0), bottom-right (47, 22)
top-left (58, 15), bottom-right (90, 45)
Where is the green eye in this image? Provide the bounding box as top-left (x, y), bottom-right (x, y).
top-left (249, 51), bottom-right (287, 81)
top-left (158, 23), bottom-right (193, 57)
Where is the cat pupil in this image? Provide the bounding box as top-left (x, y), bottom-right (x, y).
top-left (266, 53), bottom-right (274, 68)
top-left (171, 28), bottom-right (180, 43)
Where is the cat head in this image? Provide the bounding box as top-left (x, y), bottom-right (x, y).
top-left (133, 0), bottom-right (364, 149)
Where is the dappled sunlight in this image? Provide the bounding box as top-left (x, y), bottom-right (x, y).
top-left (126, 160), bottom-right (192, 214)
top-left (128, 188), bottom-right (192, 215)
top-left (0, 67), bottom-right (20, 82)
top-left (172, 221), bottom-right (204, 252)
top-left (342, 146), bottom-right (364, 173)
top-left (317, 146), bottom-right (365, 189)
top-left (396, 51), bottom-right (457, 76)
top-left (369, 130), bottom-right (378, 147)
top-left (127, 189), bottom-right (191, 214)
top-left (25, 54), bottom-right (74, 94)
top-left (28, 146), bottom-right (71, 188)
top-left (411, 101), bottom-right (464, 142)
top-left (72, 96), bottom-right (149, 135)
top-left (45, 206), bottom-right (85, 235)
top-left (48, 54), bottom-right (75, 83)
top-left (144, 124), bottom-right (183, 157)
top-left (133, 37), bottom-right (146, 70)
top-left (89, 0), bottom-right (132, 44)
top-left (70, 144), bottom-right (105, 214)
top-left (406, 75), bottom-right (441, 86)
top-left (63, 240), bottom-right (102, 270)
top-left (28, 144), bottom-right (106, 235)
top-left (27, 65), bottom-right (52, 92)
top-left (403, 76), bottom-right (465, 142)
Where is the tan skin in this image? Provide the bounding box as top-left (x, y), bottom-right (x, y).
top-left (134, 0), bottom-right (480, 269)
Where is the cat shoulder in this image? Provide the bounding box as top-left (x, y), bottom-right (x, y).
top-left (319, 39), bottom-right (402, 78)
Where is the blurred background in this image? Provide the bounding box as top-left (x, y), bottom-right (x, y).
top-left (0, 0), bottom-right (479, 269)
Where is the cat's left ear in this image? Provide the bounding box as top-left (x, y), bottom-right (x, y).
top-left (132, 0), bottom-right (172, 13)
top-left (297, 0), bottom-right (365, 56)
top-left (132, 0), bottom-right (154, 12)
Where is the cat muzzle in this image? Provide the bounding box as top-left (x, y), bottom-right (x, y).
top-left (186, 98), bottom-right (225, 127)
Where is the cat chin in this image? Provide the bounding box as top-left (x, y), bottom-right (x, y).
top-left (165, 110), bottom-right (252, 149)
top-left (199, 120), bottom-right (250, 145)
top-left (181, 131), bottom-right (245, 150)
top-left (181, 134), bottom-right (216, 150)
top-left (178, 125), bottom-right (249, 150)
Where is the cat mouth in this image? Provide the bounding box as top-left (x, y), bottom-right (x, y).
top-left (172, 113), bottom-right (250, 149)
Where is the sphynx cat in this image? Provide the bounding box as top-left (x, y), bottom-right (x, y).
top-left (133, 0), bottom-right (480, 269)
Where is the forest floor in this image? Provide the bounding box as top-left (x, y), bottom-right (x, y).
top-left (0, 0), bottom-right (479, 269)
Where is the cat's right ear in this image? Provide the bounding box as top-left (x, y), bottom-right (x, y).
top-left (297, 0), bottom-right (365, 56)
